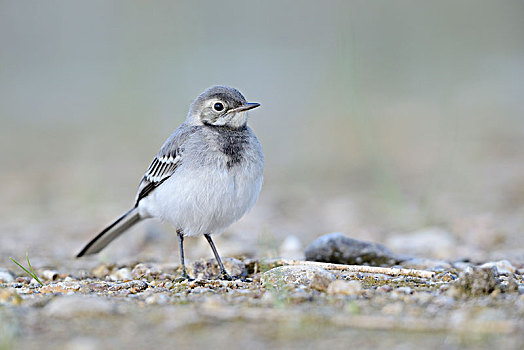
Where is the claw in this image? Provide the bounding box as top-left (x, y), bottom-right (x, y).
top-left (175, 271), bottom-right (194, 282)
top-left (218, 271), bottom-right (233, 281)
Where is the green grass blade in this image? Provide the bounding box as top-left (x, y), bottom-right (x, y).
top-left (26, 252), bottom-right (43, 286)
top-left (9, 254), bottom-right (44, 286)
top-left (9, 257), bottom-right (32, 277)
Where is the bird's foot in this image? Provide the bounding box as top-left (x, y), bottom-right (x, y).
top-left (218, 271), bottom-right (233, 281)
top-left (175, 270), bottom-right (194, 282)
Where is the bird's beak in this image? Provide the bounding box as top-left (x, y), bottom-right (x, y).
top-left (230, 102), bottom-right (260, 113)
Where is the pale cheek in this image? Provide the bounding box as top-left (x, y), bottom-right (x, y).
top-left (229, 112), bottom-right (248, 128)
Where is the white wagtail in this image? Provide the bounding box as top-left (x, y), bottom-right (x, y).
top-left (77, 86), bottom-right (264, 280)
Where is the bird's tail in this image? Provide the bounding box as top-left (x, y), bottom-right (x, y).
top-left (76, 207), bottom-right (142, 257)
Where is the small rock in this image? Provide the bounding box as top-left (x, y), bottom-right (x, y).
top-left (132, 263), bottom-right (162, 279)
top-left (261, 265), bottom-right (335, 292)
top-left (279, 235), bottom-right (304, 260)
top-left (0, 270), bottom-right (14, 283)
top-left (478, 260), bottom-right (516, 275)
top-left (305, 233), bottom-right (398, 266)
top-left (327, 280), bottom-right (363, 296)
top-left (92, 264), bottom-right (111, 279)
top-left (15, 276), bottom-right (31, 284)
top-left (40, 282), bottom-right (82, 294)
top-left (385, 227), bottom-right (456, 259)
top-left (440, 272), bottom-right (457, 282)
top-left (44, 296), bottom-right (114, 317)
top-left (518, 285), bottom-right (524, 294)
top-left (42, 270), bottom-right (59, 281)
top-left (110, 268), bottom-right (133, 281)
top-left (451, 266), bottom-right (518, 297)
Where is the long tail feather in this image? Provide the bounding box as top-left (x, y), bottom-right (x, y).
top-left (76, 207), bottom-right (141, 257)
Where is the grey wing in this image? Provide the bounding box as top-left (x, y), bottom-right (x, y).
top-left (134, 124), bottom-right (197, 206)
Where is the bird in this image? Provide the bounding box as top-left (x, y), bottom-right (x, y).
top-left (76, 86), bottom-right (264, 280)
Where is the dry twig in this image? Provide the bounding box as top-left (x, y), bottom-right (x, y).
top-left (281, 260), bottom-right (435, 279)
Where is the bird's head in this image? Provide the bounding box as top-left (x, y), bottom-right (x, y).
top-left (186, 86), bottom-right (260, 129)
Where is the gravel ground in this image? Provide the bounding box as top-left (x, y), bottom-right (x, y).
top-left (1, 251), bottom-right (523, 350)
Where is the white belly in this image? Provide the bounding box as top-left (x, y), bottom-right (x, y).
top-left (138, 165), bottom-right (263, 237)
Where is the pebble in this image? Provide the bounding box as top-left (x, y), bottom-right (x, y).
top-left (261, 265), bottom-right (335, 292)
top-left (440, 272), bottom-right (456, 282)
top-left (132, 263), bottom-right (162, 279)
top-left (451, 266), bottom-right (518, 297)
top-left (43, 296), bottom-right (114, 317)
top-left (42, 270), bottom-right (59, 281)
top-left (110, 268), bottom-right (133, 281)
top-left (305, 232), bottom-right (398, 266)
top-left (92, 264), bottom-right (111, 279)
top-left (16, 276), bottom-right (31, 284)
top-left (478, 260), bottom-right (516, 275)
top-left (40, 282), bottom-right (82, 294)
top-left (327, 280), bottom-right (363, 296)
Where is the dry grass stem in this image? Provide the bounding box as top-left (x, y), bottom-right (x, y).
top-left (282, 260), bottom-right (435, 279)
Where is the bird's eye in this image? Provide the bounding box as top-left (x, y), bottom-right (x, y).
top-left (213, 102), bottom-right (225, 112)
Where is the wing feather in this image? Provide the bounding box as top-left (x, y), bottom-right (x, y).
top-left (134, 124), bottom-right (198, 206)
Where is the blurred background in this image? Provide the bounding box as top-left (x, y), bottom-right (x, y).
top-left (1, 0), bottom-right (523, 267)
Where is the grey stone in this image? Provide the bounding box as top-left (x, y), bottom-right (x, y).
top-left (305, 232), bottom-right (398, 266)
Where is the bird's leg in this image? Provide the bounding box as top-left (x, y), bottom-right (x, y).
top-left (177, 230), bottom-right (192, 280)
top-left (204, 233), bottom-right (232, 280)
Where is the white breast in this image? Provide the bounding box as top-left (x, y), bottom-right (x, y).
top-left (138, 162), bottom-right (263, 237)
